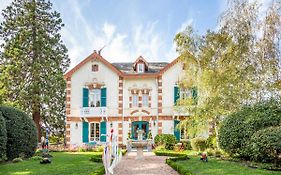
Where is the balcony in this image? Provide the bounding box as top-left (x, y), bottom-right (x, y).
top-left (81, 107), bottom-right (107, 117)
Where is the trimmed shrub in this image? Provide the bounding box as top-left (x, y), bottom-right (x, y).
top-left (154, 150), bottom-right (187, 157)
top-left (248, 126), bottom-right (281, 163)
top-left (12, 157), bottom-right (23, 163)
top-left (154, 134), bottom-right (177, 150)
top-left (206, 135), bottom-right (217, 149)
top-left (190, 137), bottom-right (207, 151)
top-left (0, 106), bottom-right (38, 160)
top-left (0, 112), bottom-right (7, 161)
top-left (180, 140), bottom-right (192, 150)
top-left (219, 100), bottom-right (281, 159)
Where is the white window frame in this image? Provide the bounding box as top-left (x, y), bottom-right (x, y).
top-left (142, 94), bottom-right (149, 107)
top-left (180, 89), bottom-right (190, 100)
top-left (89, 89), bottom-right (101, 107)
top-left (132, 95), bottom-right (138, 107)
top-left (137, 63), bottom-right (144, 73)
top-left (89, 122), bottom-right (100, 142)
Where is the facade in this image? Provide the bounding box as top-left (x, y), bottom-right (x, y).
top-left (64, 51), bottom-right (196, 147)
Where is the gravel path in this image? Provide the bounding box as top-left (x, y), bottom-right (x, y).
top-left (113, 151), bottom-right (179, 175)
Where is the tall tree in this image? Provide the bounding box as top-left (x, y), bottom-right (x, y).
top-left (175, 0), bottom-right (281, 137)
top-left (0, 0), bottom-right (70, 139)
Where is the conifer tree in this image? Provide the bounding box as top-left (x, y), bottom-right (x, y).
top-left (0, 0), bottom-right (70, 139)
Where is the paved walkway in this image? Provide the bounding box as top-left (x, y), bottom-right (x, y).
top-left (113, 151), bottom-right (179, 175)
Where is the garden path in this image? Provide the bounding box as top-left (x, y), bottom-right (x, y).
top-left (113, 151), bottom-right (179, 175)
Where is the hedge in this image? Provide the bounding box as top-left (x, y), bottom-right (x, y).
top-left (190, 137), bottom-right (207, 151)
top-left (248, 126), bottom-right (281, 163)
top-left (154, 150), bottom-right (187, 157)
top-left (0, 112), bottom-right (7, 161)
top-left (166, 156), bottom-right (192, 175)
top-left (154, 134), bottom-right (177, 150)
top-left (0, 106), bottom-right (38, 160)
top-left (219, 100), bottom-right (281, 159)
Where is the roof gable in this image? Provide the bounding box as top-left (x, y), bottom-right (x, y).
top-left (64, 51), bottom-right (123, 78)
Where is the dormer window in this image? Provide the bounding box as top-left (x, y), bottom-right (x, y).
top-left (137, 63), bottom-right (144, 73)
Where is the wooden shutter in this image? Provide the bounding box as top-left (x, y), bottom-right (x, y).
top-left (82, 88), bottom-right (89, 107)
top-left (191, 87), bottom-right (198, 104)
top-left (82, 122), bottom-right (89, 143)
top-left (174, 86), bottom-right (180, 105)
top-left (101, 87), bottom-right (107, 107)
top-left (100, 121), bottom-right (106, 142)
top-left (174, 120), bottom-right (180, 141)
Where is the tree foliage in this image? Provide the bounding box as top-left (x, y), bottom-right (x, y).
top-left (0, 0), bottom-right (70, 137)
top-left (175, 0), bottom-right (281, 135)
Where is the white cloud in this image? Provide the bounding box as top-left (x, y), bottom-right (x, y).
top-left (176, 18), bottom-right (194, 34)
top-left (103, 22), bottom-right (116, 40)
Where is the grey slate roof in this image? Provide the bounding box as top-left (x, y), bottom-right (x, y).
top-left (112, 62), bottom-right (168, 74)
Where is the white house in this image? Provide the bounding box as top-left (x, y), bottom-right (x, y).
top-left (64, 51), bottom-right (197, 147)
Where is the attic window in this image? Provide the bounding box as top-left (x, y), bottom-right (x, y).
top-left (92, 64), bottom-right (99, 72)
top-left (137, 63), bottom-right (144, 73)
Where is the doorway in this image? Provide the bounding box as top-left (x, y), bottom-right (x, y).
top-left (131, 121), bottom-right (149, 140)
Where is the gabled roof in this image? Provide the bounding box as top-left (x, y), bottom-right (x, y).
top-left (64, 51), bottom-right (190, 79)
top-left (133, 56), bottom-right (149, 68)
top-left (64, 51), bottom-right (123, 78)
top-left (112, 62), bottom-right (168, 74)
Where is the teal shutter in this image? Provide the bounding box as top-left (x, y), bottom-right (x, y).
top-left (174, 120), bottom-right (180, 141)
top-left (82, 122), bottom-right (89, 143)
top-left (191, 87), bottom-right (198, 104)
top-left (82, 88), bottom-right (89, 107)
top-left (101, 87), bottom-right (107, 107)
top-left (100, 121), bottom-right (107, 142)
top-left (174, 86), bottom-right (180, 105)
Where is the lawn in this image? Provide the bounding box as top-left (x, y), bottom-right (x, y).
top-left (171, 156), bottom-right (281, 175)
top-left (0, 152), bottom-right (104, 175)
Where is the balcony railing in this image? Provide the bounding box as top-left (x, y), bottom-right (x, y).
top-left (81, 107), bottom-right (107, 117)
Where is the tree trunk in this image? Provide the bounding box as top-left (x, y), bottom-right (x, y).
top-left (33, 110), bottom-right (41, 141)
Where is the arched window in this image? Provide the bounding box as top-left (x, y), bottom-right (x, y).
top-left (92, 64), bottom-right (99, 72)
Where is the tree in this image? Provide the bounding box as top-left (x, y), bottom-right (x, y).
top-left (175, 0), bottom-right (281, 137)
top-left (0, 0), bottom-right (70, 139)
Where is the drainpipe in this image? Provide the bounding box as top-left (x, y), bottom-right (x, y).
top-left (156, 77), bottom-right (159, 136)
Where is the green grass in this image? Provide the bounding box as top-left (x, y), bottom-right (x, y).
top-left (0, 152), bottom-right (104, 175)
top-left (171, 156), bottom-right (281, 175)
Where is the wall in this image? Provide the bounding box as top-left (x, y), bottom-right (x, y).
top-left (161, 62), bottom-right (185, 116)
top-left (70, 60), bottom-right (120, 116)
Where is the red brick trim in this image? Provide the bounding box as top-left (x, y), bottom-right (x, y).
top-left (141, 110), bottom-right (150, 115)
top-left (64, 51), bottom-right (123, 78)
top-left (130, 110), bottom-right (139, 115)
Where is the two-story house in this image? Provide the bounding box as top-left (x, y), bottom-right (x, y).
top-left (64, 51), bottom-right (195, 147)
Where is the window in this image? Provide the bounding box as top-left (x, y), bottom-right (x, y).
top-left (92, 64), bottom-right (99, 72)
top-left (132, 95), bottom-right (138, 107)
top-left (90, 123), bottom-right (100, 141)
top-left (137, 63), bottom-right (144, 73)
top-left (89, 89), bottom-right (101, 107)
top-left (142, 94), bottom-right (149, 107)
top-left (180, 89), bottom-right (191, 100)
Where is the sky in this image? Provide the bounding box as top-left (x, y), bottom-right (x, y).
top-left (0, 0), bottom-right (273, 69)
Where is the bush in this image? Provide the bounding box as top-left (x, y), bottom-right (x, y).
top-left (0, 112), bottom-right (7, 161)
top-left (180, 140), bottom-right (192, 150)
top-left (248, 126), bottom-right (281, 163)
top-left (12, 157), bottom-right (23, 163)
top-left (219, 100), bottom-right (281, 160)
top-left (89, 155), bottom-right (102, 163)
top-left (190, 137), bottom-right (207, 151)
top-left (206, 135), bottom-right (217, 149)
top-left (154, 150), bottom-right (187, 157)
top-left (0, 106), bottom-right (38, 160)
top-left (154, 134), bottom-right (177, 150)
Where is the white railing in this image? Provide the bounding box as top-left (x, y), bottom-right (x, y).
top-left (81, 107), bottom-right (107, 117)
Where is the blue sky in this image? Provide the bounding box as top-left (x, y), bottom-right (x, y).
top-left (0, 0), bottom-right (272, 69)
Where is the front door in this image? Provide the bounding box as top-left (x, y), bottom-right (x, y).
top-left (131, 121), bottom-right (149, 140)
